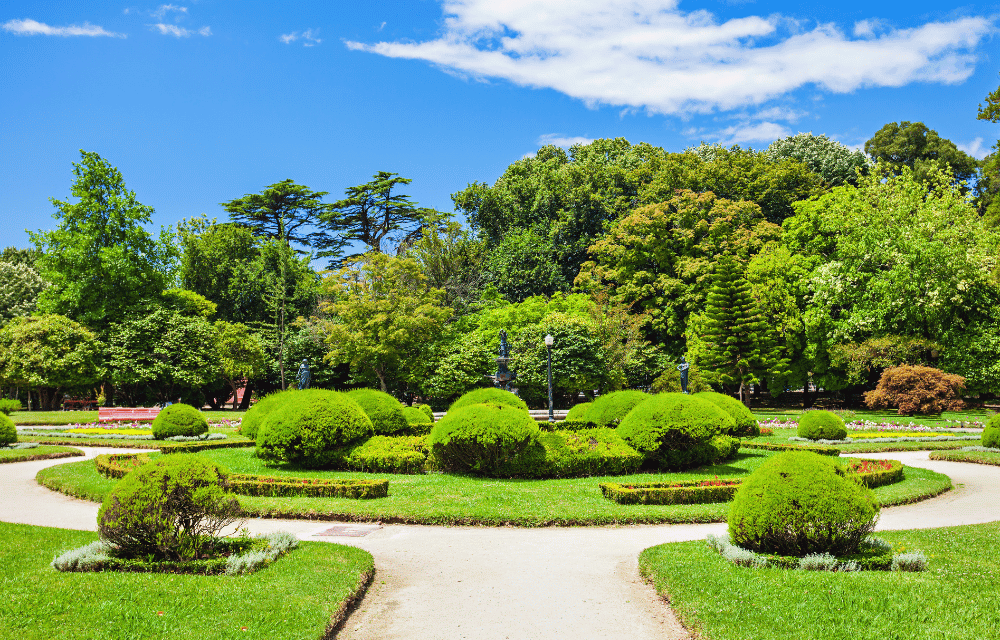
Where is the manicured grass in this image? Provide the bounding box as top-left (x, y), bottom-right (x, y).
top-left (639, 521), bottom-right (1000, 640)
top-left (11, 410), bottom-right (245, 426)
top-left (751, 427), bottom-right (971, 453)
top-left (929, 450), bottom-right (1000, 466)
top-left (753, 408), bottom-right (987, 429)
top-left (0, 521), bottom-right (373, 640)
top-left (37, 449), bottom-right (951, 526)
top-left (0, 445), bottom-right (83, 464)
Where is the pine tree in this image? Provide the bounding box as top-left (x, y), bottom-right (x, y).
top-left (699, 256), bottom-right (787, 405)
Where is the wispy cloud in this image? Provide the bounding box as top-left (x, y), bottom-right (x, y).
top-left (2, 18), bottom-right (125, 38)
top-left (345, 1), bottom-right (993, 117)
top-left (686, 121), bottom-right (791, 146)
top-left (958, 137), bottom-right (990, 159)
top-left (150, 23), bottom-right (210, 37)
top-left (280, 28), bottom-right (322, 46)
top-left (537, 133), bottom-right (597, 148)
top-left (152, 4), bottom-right (188, 20)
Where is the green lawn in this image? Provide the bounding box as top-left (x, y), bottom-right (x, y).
top-left (752, 427), bottom-right (976, 453)
top-left (639, 521), bottom-right (1000, 640)
top-left (0, 445), bottom-right (83, 463)
top-left (753, 408), bottom-right (988, 429)
top-left (0, 521), bottom-right (372, 640)
top-left (37, 448), bottom-right (952, 526)
top-left (17, 427), bottom-right (251, 449)
top-left (11, 410), bottom-right (246, 426)
top-left (929, 450), bottom-right (1000, 466)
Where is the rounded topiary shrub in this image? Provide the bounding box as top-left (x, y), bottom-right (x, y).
top-left (982, 413), bottom-right (1000, 449)
top-left (97, 454), bottom-right (241, 561)
top-left (616, 393), bottom-right (735, 470)
top-left (797, 410), bottom-right (847, 441)
top-left (449, 388), bottom-right (529, 414)
top-left (565, 402), bottom-right (592, 422)
top-left (347, 388), bottom-right (409, 435)
top-left (694, 391), bottom-right (760, 438)
top-left (728, 451), bottom-right (879, 556)
top-left (151, 403), bottom-right (209, 439)
top-left (241, 389), bottom-right (298, 441)
top-left (256, 390), bottom-right (373, 468)
top-left (0, 412), bottom-right (16, 445)
top-left (428, 402), bottom-right (541, 476)
top-left (402, 406), bottom-right (433, 425)
top-left (414, 403), bottom-right (434, 422)
top-left (586, 390), bottom-right (651, 427)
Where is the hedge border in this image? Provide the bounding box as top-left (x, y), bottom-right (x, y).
top-left (741, 441), bottom-right (840, 456)
top-left (0, 448), bottom-right (85, 464)
top-left (159, 440), bottom-right (252, 454)
top-left (846, 458), bottom-right (904, 488)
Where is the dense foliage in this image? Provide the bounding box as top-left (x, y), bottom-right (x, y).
top-left (863, 365), bottom-right (966, 415)
top-left (585, 390), bottom-right (650, 428)
top-left (151, 403), bottom-right (209, 439)
top-left (428, 402), bottom-right (540, 476)
top-left (347, 388), bottom-right (410, 435)
top-left (693, 391), bottom-right (760, 438)
top-left (796, 410), bottom-right (847, 441)
top-left (982, 414), bottom-right (1000, 449)
top-left (0, 413), bottom-right (16, 445)
top-left (616, 393), bottom-right (734, 470)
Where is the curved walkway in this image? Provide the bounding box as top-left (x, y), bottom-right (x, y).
top-left (2, 448), bottom-right (999, 639)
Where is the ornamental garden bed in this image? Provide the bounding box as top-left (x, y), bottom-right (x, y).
top-left (0, 444), bottom-right (84, 463)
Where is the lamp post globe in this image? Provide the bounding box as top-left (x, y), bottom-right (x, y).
top-left (545, 334), bottom-right (555, 422)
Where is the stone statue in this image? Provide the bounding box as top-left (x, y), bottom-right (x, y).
top-left (677, 356), bottom-right (690, 394)
top-left (296, 359), bottom-right (311, 390)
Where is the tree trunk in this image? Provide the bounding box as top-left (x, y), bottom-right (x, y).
top-left (375, 368), bottom-right (387, 392)
top-left (238, 380), bottom-right (255, 411)
top-left (230, 380), bottom-right (240, 411)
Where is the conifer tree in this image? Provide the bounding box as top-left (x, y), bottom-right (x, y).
top-left (698, 256), bottom-right (787, 405)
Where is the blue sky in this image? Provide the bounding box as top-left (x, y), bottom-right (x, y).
top-left (2, 0), bottom-right (998, 253)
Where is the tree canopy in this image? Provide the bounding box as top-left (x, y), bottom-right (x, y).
top-left (864, 121), bottom-right (979, 186)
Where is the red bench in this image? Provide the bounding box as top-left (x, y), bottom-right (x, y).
top-left (98, 407), bottom-right (161, 423)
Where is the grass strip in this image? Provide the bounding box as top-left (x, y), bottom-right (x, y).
top-left (0, 445), bottom-right (84, 464)
top-left (748, 427), bottom-right (972, 454)
top-left (639, 521), bottom-right (1000, 640)
top-left (38, 449), bottom-right (951, 526)
top-left (0, 521), bottom-right (373, 640)
top-left (929, 450), bottom-right (1000, 466)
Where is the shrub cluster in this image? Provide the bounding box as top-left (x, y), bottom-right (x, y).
top-left (534, 428), bottom-right (642, 477)
top-left (982, 413), bottom-right (1000, 449)
top-left (347, 388), bottom-right (409, 435)
top-left (336, 435), bottom-right (429, 474)
top-left (863, 365), bottom-right (966, 415)
top-left (448, 388), bottom-right (529, 413)
top-left (0, 412), bottom-right (17, 445)
top-left (617, 393), bottom-right (735, 470)
top-left (255, 390), bottom-right (373, 468)
top-left (694, 391), bottom-right (760, 438)
top-left (585, 390), bottom-right (650, 427)
top-left (565, 402), bottom-right (592, 422)
top-left (728, 451), bottom-right (879, 557)
top-left (429, 402), bottom-right (539, 476)
top-left (151, 403), bottom-right (209, 439)
top-left (401, 406), bottom-right (433, 426)
top-left (240, 388), bottom-right (297, 441)
top-left (413, 403), bottom-right (434, 421)
top-left (796, 410), bottom-right (847, 441)
top-left (0, 398), bottom-right (22, 416)
top-left (97, 454), bottom-right (242, 561)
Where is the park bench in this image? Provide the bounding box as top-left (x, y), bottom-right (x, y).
top-left (98, 407), bottom-right (161, 423)
top-left (62, 396), bottom-right (97, 411)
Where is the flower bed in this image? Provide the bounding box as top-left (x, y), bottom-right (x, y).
top-left (846, 458), bottom-right (904, 488)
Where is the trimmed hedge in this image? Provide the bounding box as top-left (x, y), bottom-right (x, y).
top-left (535, 428), bottom-right (642, 477)
top-left (95, 453), bottom-right (153, 478)
top-left (586, 390), bottom-right (651, 427)
top-left (693, 391), bottom-right (760, 438)
top-left (240, 388), bottom-right (298, 441)
top-left (728, 451), bottom-right (879, 557)
top-left (616, 393), bottom-right (735, 470)
top-left (0, 413), bottom-right (16, 445)
top-left (740, 441), bottom-right (840, 456)
top-left (347, 388), bottom-right (409, 435)
top-left (565, 402), bottom-right (592, 422)
top-left (846, 458), bottom-right (904, 488)
top-left (151, 403), bottom-right (208, 439)
top-left (448, 388), bottom-right (529, 414)
top-left (982, 413), bottom-right (1000, 449)
top-left (601, 479), bottom-right (741, 505)
top-left (159, 439), bottom-right (252, 454)
top-left (797, 410), bottom-right (847, 441)
top-left (541, 419), bottom-right (594, 432)
top-left (256, 390), bottom-right (373, 468)
top-left (335, 435), bottom-right (429, 475)
top-left (413, 403), bottom-right (434, 421)
top-left (429, 402), bottom-right (539, 476)
top-left (228, 475), bottom-right (388, 499)
top-left (401, 406), bottom-right (433, 425)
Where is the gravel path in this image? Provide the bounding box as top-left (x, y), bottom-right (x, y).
top-left (2, 447), bottom-right (999, 639)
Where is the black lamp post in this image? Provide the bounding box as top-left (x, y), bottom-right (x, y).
top-left (545, 334), bottom-right (554, 422)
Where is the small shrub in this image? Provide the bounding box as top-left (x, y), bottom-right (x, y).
top-left (864, 365), bottom-right (966, 415)
top-left (240, 389), bottom-right (298, 440)
top-left (347, 388), bottom-right (409, 435)
top-left (413, 403), bottom-right (434, 421)
top-left (722, 544), bottom-right (768, 568)
top-left (151, 403), bottom-right (208, 439)
top-left (256, 390), bottom-right (373, 468)
top-left (0, 398), bottom-right (22, 415)
top-left (448, 387), bottom-right (529, 414)
top-left (616, 393), bottom-right (734, 470)
top-left (892, 551), bottom-right (929, 572)
top-left (429, 402), bottom-right (540, 476)
top-left (565, 402), bottom-right (592, 421)
top-left (694, 391), bottom-right (760, 438)
top-left (401, 406), bottom-right (433, 425)
top-left (97, 454), bottom-right (241, 561)
top-left (982, 413), bottom-right (1000, 449)
top-left (0, 413), bottom-right (17, 445)
top-left (797, 410), bottom-right (847, 441)
top-left (728, 451), bottom-right (879, 557)
top-left (798, 553), bottom-right (839, 571)
top-left (586, 390), bottom-right (651, 427)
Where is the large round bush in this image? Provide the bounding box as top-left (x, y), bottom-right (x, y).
top-left (429, 402), bottom-right (540, 476)
top-left (449, 387), bottom-right (529, 413)
top-left (728, 451), bottom-right (879, 556)
top-left (97, 454), bottom-right (241, 560)
top-left (797, 410), bottom-right (847, 440)
top-left (347, 388), bottom-right (409, 435)
top-left (586, 390), bottom-right (651, 428)
top-left (616, 393), bottom-right (735, 470)
top-left (565, 402), bottom-right (591, 422)
top-left (694, 392), bottom-right (760, 438)
top-left (256, 390), bottom-right (373, 468)
top-left (0, 413), bottom-right (16, 445)
top-left (241, 389), bottom-right (298, 440)
top-left (982, 413), bottom-right (1000, 448)
top-left (151, 403), bottom-right (208, 439)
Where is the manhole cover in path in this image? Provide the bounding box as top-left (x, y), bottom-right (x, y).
top-left (314, 525), bottom-right (382, 537)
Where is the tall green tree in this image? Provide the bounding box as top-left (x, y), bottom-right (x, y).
top-left (220, 179), bottom-right (333, 253)
top-left (29, 151), bottom-right (176, 329)
top-left (977, 80), bottom-right (1000, 224)
top-left (0, 262), bottom-right (48, 324)
top-left (690, 256), bottom-right (787, 405)
top-left (864, 121), bottom-right (979, 186)
top-left (405, 220), bottom-right (489, 313)
top-left (765, 133), bottom-right (868, 186)
top-left (215, 321), bottom-right (267, 410)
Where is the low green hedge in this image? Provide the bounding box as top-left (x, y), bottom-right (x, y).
top-left (95, 453), bottom-right (153, 478)
top-left (159, 439), bottom-right (253, 454)
top-left (536, 428), bottom-right (643, 478)
top-left (540, 419), bottom-right (595, 431)
top-left (846, 458), bottom-right (904, 488)
top-left (334, 435), bottom-right (429, 474)
top-left (601, 479), bottom-right (741, 505)
top-left (740, 441), bottom-right (840, 456)
top-left (228, 475), bottom-right (389, 499)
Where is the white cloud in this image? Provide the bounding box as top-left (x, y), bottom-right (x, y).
top-left (150, 23), bottom-right (210, 37)
top-left (279, 29), bottom-right (322, 46)
top-left (537, 133), bottom-right (596, 148)
top-left (691, 121), bottom-right (791, 146)
top-left (345, 1), bottom-right (994, 116)
top-left (152, 4), bottom-right (188, 20)
top-left (2, 18), bottom-right (125, 38)
top-left (958, 137), bottom-right (990, 159)
top-left (748, 106), bottom-right (807, 123)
